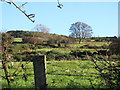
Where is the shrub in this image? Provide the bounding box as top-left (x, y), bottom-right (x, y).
top-left (13, 54), bottom-right (24, 61)
top-left (37, 51), bottom-right (46, 55)
top-left (36, 45), bottom-right (44, 49)
top-left (22, 36), bottom-right (43, 44)
top-left (91, 55), bottom-right (120, 89)
top-left (55, 53), bottom-right (74, 60)
top-left (45, 51), bottom-right (73, 60)
top-left (46, 51), bottom-right (62, 60)
top-left (97, 50), bottom-right (108, 55)
top-left (70, 50), bottom-right (92, 58)
top-left (109, 38), bottom-right (120, 55)
top-left (70, 50), bottom-right (82, 58)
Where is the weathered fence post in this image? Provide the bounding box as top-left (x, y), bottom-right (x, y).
top-left (32, 55), bottom-right (47, 89)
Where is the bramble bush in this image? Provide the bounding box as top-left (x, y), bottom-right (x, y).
top-left (109, 38), bottom-right (120, 55)
top-left (91, 55), bottom-right (120, 89)
top-left (91, 38), bottom-right (120, 89)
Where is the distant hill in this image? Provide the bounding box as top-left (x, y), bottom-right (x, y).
top-left (7, 30), bottom-right (117, 43)
top-left (7, 30), bottom-right (71, 45)
top-left (7, 30), bottom-right (68, 38)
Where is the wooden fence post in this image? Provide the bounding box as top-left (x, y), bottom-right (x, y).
top-left (32, 55), bottom-right (47, 89)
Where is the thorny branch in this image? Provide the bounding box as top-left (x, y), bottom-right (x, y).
top-left (57, 0), bottom-right (63, 9)
top-left (9, 0), bottom-right (35, 23)
top-left (1, 0), bottom-right (63, 23)
top-left (1, 0), bottom-right (35, 23)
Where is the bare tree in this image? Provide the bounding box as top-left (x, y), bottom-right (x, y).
top-left (35, 24), bottom-right (50, 33)
top-left (69, 22), bottom-right (93, 43)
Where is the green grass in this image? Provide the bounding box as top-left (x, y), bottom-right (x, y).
top-left (36, 48), bottom-right (107, 54)
top-left (69, 42), bottom-right (111, 47)
top-left (35, 41), bottom-right (110, 54)
top-left (46, 61), bottom-right (104, 88)
top-left (1, 61), bottom-right (105, 88)
top-left (82, 42), bottom-right (111, 46)
top-left (1, 62), bottom-right (34, 88)
top-left (13, 38), bottom-right (22, 42)
top-left (68, 43), bottom-right (86, 48)
top-left (11, 41), bottom-right (110, 55)
top-left (37, 48), bottom-right (73, 54)
top-left (1, 41), bottom-right (112, 88)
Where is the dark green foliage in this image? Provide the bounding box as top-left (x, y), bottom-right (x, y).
top-left (36, 45), bottom-right (45, 49)
top-left (46, 51), bottom-right (62, 60)
top-left (10, 44), bottom-right (30, 54)
top-left (92, 55), bottom-right (120, 89)
top-left (7, 30), bottom-right (33, 38)
top-left (70, 50), bottom-right (92, 58)
top-left (13, 51), bottom-right (43, 61)
top-left (2, 33), bottom-right (14, 46)
top-left (55, 53), bottom-right (74, 60)
top-left (109, 38), bottom-right (120, 55)
top-left (37, 51), bottom-right (46, 55)
top-left (45, 51), bottom-right (73, 60)
top-left (94, 37), bottom-right (117, 42)
top-left (13, 54), bottom-right (26, 61)
top-left (97, 50), bottom-right (109, 55)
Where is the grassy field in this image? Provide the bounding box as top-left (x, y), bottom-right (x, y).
top-left (12, 40), bottom-right (111, 52)
top-left (1, 60), bottom-right (106, 88)
top-left (10, 41), bottom-right (110, 61)
top-left (14, 38), bottom-right (22, 42)
top-left (1, 38), bottom-right (113, 88)
top-left (36, 41), bottom-right (110, 54)
top-left (68, 42), bottom-right (111, 47)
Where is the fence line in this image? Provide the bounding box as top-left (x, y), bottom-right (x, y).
top-left (47, 73), bottom-right (100, 78)
top-left (1, 69), bottom-right (101, 79)
top-left (47, 70), bottom-right (99, 74)
top-left (1, 55), bottom-right (47, 89)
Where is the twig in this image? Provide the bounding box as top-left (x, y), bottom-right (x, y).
top-left (57, 0), bottom-right (63, 9)
top-left (9, 0), bottom-right (35, 23)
